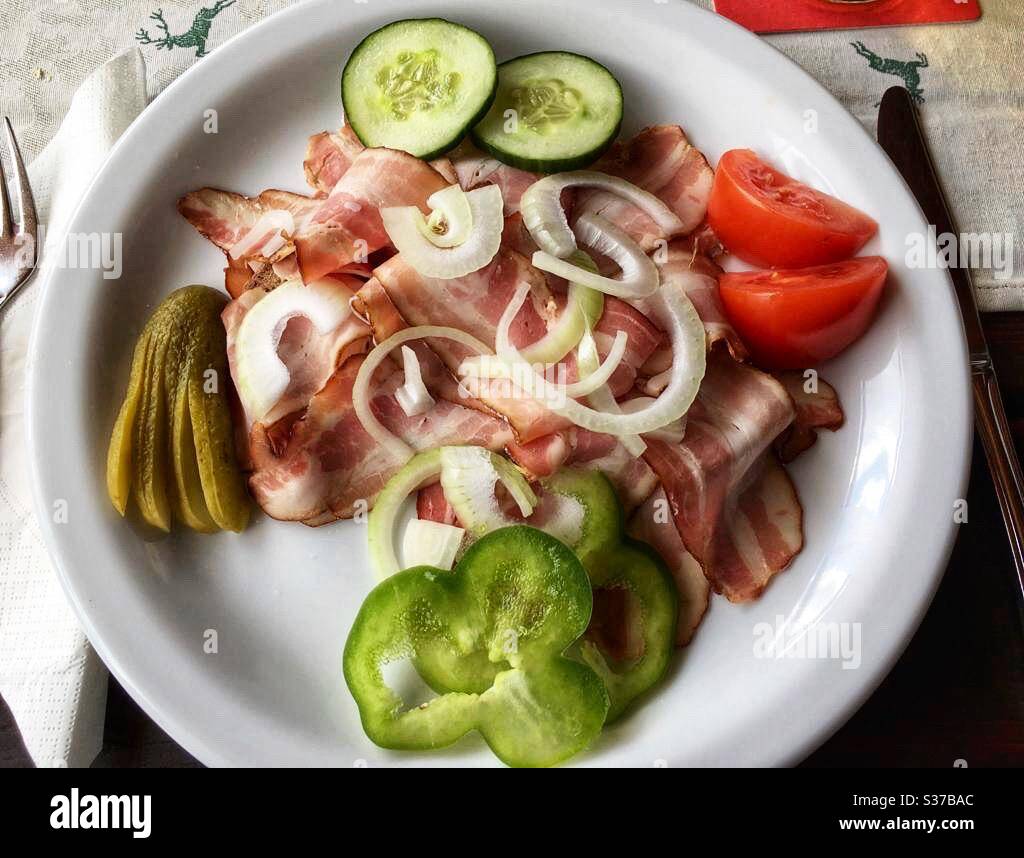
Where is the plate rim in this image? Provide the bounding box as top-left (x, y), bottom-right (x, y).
top-left (25, 0), bottom-right (973, 767)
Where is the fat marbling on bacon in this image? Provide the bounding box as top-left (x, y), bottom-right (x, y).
top-left (249, 354), bottom-right (513, 524)
top-left (220, 274), bottom-right (371, 430)
top-left (573, 125), bottom-right (716, 246)
top-left (642, 352), bottom-right (803, 603)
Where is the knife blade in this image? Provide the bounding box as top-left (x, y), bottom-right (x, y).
top-left (877, 85), bottom-right (1024, 612)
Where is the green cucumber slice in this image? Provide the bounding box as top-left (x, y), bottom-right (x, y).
top-left (341, 18), bottom-right (497, 160)
top-left (471, 51), bottom-right (623, 173)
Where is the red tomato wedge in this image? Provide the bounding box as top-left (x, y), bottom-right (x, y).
top-left (720, 257), bottom-right (888, 369)
top-left (708, 150), bottom-right (879, 268)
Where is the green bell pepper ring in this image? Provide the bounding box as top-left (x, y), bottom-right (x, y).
top-left (343, 525), bottom-right (610, 768)
top-left (541, 469), bottom-right (679, 722)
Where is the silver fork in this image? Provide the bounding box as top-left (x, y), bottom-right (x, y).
top-left (0, 117), bottom-right (38, 313)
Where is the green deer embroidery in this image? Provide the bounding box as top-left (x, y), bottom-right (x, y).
top-left (851, 41), bottom-right (929, 104)
top-left (136, 1), bottom-right (235, 58)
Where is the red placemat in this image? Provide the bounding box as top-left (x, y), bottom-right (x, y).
top-left (714, 0), bottom-right (981, 34)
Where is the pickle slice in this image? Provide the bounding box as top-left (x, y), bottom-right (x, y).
top-left (106, 330), bottom-right (150, 515)
top-left (169, 375), bottom-right (219, 533)
top-left (131, 330), bottom-right (172, 532)
top-left (188, 371), bottom-right (250, 533)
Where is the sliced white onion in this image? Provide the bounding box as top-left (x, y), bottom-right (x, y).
top-left (459, 334), bottom-right (625, 401)
top-left (394, 345), bottom-right (435, 417)
top-left (477, 284), bottom-right (628, 399)
top-left (440, 446), bottom-right (537, 538)
top-left (587, 385), bottom-right (647, 457)
top-left (353, 326), bottom-right (492, 463)
top-left (229, 209), bottom-right (295, 260)
top-left (417, 184), bottom-right (474, 248)
top-left (402, 519), bottom-right (465, 571)
top-left (381, 185), bottom-right (503, 278)
top-left (532, 213), bottom-right (659, 300)
top-left (573, 324), bottom-right (645, 455)
top-left (620, 397), bottom-right (686, 444)
top-left (486, 286), bottom-right (706, 437)
top-left (234, 278), bottom-right (352, 423)
top-left (519, 253), bottom-right (604, 366)
top-left (367, 449), bottom-right (443, 580)
top-left (520, 171), bottom-right (684, 258)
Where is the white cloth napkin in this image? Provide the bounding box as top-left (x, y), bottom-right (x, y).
top-left (0, 50), bottom-right (148, 768)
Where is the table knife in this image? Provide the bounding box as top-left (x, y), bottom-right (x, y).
top-left (877, 84), bottom-right (1024, 612)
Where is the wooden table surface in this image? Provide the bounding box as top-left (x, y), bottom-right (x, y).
top-left (3, 315), bottom-right (1023, 769)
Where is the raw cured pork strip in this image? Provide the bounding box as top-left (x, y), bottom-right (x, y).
top-left (364, 245), bottom-right (663, 441)
top-left (594, 294), bottom-right (664, 397)
top-left (629, 488), bottom-right (710, 646)
top-left (642, 353), bottom-right (802, 603)
top-left (248, 355), bottom-right (513, 523)
top-left (417, 481), bottom-right (457, 526)
top-left (304, 125), bottom-right (365, 196)
top-left (655, 238), bottom-right (746, 362)
top-left (772, 371), bottom-right (845, 463)
top-left (305, 123), bottom-right (460, 196)
top-left (502, 212), bottom-right (660, 397)
top-left (221, 274), bottom-right (371, 429)
top-left (567, 430), bottom-right (659, 513)
top-left (363, 249), bottom-right (571, 443)
top-left (574, 126), bottom-right (715, 245)
top-left (178, 188), bottom-right (321, 262)
top-left (449, 140), bottom-right (542, 215)
top-left (293, 148), bottom-right (450, 283)
top-left (640, 238), bottom-right (746, 389)
top-left (506, 428), bottom-right (658, 514)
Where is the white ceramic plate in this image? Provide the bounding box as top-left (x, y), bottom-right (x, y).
top-left (27, 0), bottom-right (971, 767)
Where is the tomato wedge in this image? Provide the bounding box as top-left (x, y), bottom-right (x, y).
top-left (708, 150), bottom-right (878, 268)
top-left (719, 257), bottom-right (888, 369)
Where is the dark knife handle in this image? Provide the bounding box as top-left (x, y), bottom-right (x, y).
top-left (973, 369), bottom-right (1024, 604)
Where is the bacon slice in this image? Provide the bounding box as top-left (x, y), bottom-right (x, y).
top-left (773, 371), bottom-right (845, 463)
top-left (293, 148), bottom-right (450, 283)
top-left (629, 488), bottom-right (710, 646)
top-left (590, 125), bottom-right (714, 235)
top-left (178, 188), bottom-right (321, 262)
top-left (304, 126), bottom-right (365, 196)
top-left (502, 211), bottom-right (662, 397)
top-left (249, 355), bottom-right (514, 523)
top-left (640, 239), bottom-right (746, 388)
top-left (642, 353), bottom-right (801, 602)
top-left (507, 427), bottom-right (657, 514)
top-left (221, 275), bottom-right (371, 429)
top-left (570, 430), bottom-right (658, 513)
top-left (449, 140), bottom-right (541, 215)
top-left (305, 124), bottom-right (458, 195)
top-left (595, 294), bottom-right (663, 397)
top-left (417, 481), bottom-right (457, 526)
top-left (364, 249), bottom-right (571, 443)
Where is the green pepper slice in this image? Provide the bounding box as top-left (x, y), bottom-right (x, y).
top-left (343, 525), bottom-right (609, 768)
top-left (541, 469), bottom-right (679, 722)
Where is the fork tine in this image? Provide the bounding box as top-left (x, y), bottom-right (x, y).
top-left (4, 118), bottom-right (36, 240)
top-left (0, 129), bottom-right (11, 240)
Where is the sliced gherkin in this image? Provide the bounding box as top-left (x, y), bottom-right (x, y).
top-left (131, 330), bottom-right (172, 532)
top-left (107, 284), bottom-right (249, 534)
top-left (188, 370), bottom-right (250, 533)
top-left (168, 375), bottom-right (219, 533)
top-left (106, 329), bottom-right (151, 515)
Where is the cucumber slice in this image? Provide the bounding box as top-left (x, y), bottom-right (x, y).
top-left (342, 18), bottom-right (497, 160)
top-left (471, 52), bottom-right (623, 173)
